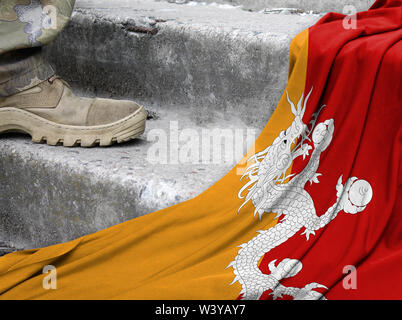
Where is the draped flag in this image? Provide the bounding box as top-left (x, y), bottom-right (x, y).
top-left (0, 0), bottom-right (401, 300)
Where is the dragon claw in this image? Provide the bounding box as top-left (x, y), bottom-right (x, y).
top-left (269, 291), bottom-right (283, 300)
top-left (336, 175), bottom-right (373, 215)
top-left (302, 145), bottom-right (313, 160)
top-left (304, 282), bottom-right (328, 291)
top-left (286, 282), bottom-right (328, 300)
top-left (309, 173), bottom-right (322, 185)
top-left (301, 229), bottom-right (316, 240)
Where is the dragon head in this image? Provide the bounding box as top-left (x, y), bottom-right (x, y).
top-left (253, 89), bottom-right (313, 186)
top-left (238, 89), bottom-right (313, 214)
top-left (266, 90), bottom-right (312, 182)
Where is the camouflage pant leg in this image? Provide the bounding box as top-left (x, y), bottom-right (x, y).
top-left (0, 0), bottom-right (76, 97)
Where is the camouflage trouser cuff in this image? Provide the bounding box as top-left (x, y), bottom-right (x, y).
top-left (0, 50), bottom-right (55, 97)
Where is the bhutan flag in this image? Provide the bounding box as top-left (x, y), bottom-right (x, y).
top-left (0, 0), bottom-right (401, 300)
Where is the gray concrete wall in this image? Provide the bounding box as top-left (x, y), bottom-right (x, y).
top-left (45, 3), bottom-right (318, 128)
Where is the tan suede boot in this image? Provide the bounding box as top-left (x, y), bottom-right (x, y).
top-left (0, 76), bottom-right (147, 147)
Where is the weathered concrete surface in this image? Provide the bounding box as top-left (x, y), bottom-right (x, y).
top-left (0, 105), bottom-right (260, 249)
top-left (174, 0), bottom-right (372, 13)
top-left (0, 1), bottom-right (320, 250)
top-left (45, 0), bottom-right (319, 129)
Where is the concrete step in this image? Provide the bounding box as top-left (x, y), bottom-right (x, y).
top-left (170, 0), bottom-right (372, 14)
top-left (0, 105), bottom-right (260, 249)
top-left (1, 0), bottom-right (320, 250)
top-left (45, 0), bottom-right (319, 129)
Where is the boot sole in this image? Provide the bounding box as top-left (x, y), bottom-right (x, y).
top-left (0, 106), bottom-right (147, 147)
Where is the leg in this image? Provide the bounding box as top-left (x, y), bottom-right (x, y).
top-left (0, 0), bottom-right (76, 96)
top-left (0, 0), bottom-right (147, 147)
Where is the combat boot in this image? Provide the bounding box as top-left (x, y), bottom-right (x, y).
top-left (0, 76), bottom-right (146, 147)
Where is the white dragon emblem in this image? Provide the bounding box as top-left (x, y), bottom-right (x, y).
top-left (228, 89), bottom-right (373, 300)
